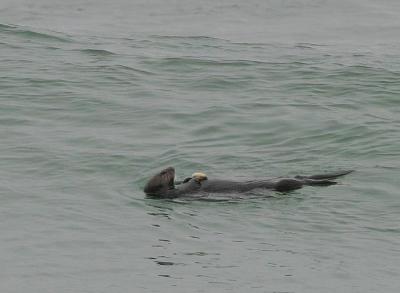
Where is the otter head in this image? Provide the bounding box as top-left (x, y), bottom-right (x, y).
top-left (144, 167), bottom-right (176, 196)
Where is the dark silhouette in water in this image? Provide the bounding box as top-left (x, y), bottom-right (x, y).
top-left (144, 167), bottom-right (353, 198)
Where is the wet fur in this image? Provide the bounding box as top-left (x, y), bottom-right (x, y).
top-left (144, 167), bottom-right (353, 198)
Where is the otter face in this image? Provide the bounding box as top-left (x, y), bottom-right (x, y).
top-left (144, 167), bottom-right (175, 196)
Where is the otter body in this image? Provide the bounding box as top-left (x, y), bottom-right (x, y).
top-left (143, 167), bottom-right (353, 198)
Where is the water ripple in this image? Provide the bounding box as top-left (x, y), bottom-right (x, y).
top-left (0, 23), bottom-right (72, 43)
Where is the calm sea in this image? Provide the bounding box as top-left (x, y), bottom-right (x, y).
top-left (1, 0), bottom-right (400, 292)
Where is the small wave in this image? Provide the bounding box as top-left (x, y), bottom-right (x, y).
top-left (79, 48), bottom-right (116, 56)
top-left (146, 57), bottom-right (266, 68)
top-left (188, 75), bottom-right (254, 90)
top-left (327, 65), bottom-right (400, 83)
top-left (0, 23), bottom-right (71, 43)
top-left (114, 65), bottom-right (155, 75)
top-left (150, 34), bottom-right (224, 42)
top-left (0, 23), bottom-right (14, 29)
top-left (74, 63), bottom-right (155, 78)
top-left (294, 43), bottom-right (320, 49)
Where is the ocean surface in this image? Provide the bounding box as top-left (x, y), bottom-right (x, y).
top-left (1, 0), bottom-right (400, 292)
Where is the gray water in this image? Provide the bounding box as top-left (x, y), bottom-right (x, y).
top-left (1, 0), bottom-right (400, 292)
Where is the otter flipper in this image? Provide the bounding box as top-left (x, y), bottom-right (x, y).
top-left (175, 177), bottom-right (192, 185)
top-left (274, 177), bottom-right (338, 192)
top-left (295, 170), bottom-right (354, 180)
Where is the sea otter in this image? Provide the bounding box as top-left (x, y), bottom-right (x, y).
top-left (143, 167), bottom-right (353, 198)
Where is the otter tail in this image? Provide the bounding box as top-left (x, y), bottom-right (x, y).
top-left (295, 170), bottom-right (354, 181)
